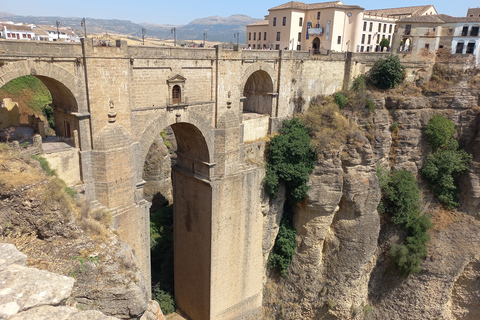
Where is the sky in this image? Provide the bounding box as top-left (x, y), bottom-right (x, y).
top-left (0, 0), bottom-right (478, 25)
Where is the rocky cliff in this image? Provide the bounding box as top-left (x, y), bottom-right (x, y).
top-left (263, 67), bottom-right (480, 319)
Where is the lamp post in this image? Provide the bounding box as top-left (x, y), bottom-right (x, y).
top-left (142, 28), bottom-right (147, 45)
top-left (56, 21), bottom-right (60, 40)
top-left (81, 18), bottom-right (87, 39)
top-left (234, 32), bottom-right (239, 47)
top-left (203, 32), bottom-right (207, 47)
top-left (171, 27), bottom-right (176, 46)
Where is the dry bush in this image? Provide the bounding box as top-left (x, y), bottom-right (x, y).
top-left (74, 198), bottom-right (112, 240)
top-left (92, 208), bottom-right (112, 228)
top-left (42, 178), bottom-right (75, 215)
top-left (0, 146), bottom-right (44, 191)
top-left (300, 97), bottom-right (362, 154)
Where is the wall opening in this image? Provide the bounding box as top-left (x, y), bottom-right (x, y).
top-left (243, 70), bottom-right (274, 116)
top-left (143, 122), bottom-right (211, 319)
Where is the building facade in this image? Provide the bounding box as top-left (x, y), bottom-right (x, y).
top-left (246, 1), bottom-right (364, 53)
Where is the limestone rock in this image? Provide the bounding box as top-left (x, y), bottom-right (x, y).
top-left (139, 300), bottom-right (166, 320)
top-left (10, 305), bottom-right (117, 320)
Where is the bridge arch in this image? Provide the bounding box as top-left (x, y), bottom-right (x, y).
top-left (241, 65), bottom-right (275, 116)
top-left (136, 110), bottom-right (214, 183)
top-left (0, 60), bottom-right (83, 141)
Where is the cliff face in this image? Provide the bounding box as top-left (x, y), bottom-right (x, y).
top-left (263, 70), bottom-right (480, 319)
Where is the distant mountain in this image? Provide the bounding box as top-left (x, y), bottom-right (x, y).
top-left (0, 13), bottom-right (260, 43)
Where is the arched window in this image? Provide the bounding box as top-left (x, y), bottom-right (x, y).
top-left (172, 85), bottom-right (181, 104)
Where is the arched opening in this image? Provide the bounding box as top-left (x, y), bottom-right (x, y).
top-left (143, 121), bottom-right (212, 319)
top-left (172, 85), bottom-right (181, 104)
top-left (243, 70), bottom-right (274, 116)
top-left (312, 37), bottom-right (320, 54)
top-left (0, 75), bottom-right (82, 185)
top-left (399, 38), bottom-right (411, 52)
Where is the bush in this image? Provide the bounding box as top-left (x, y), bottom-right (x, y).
top-left (424, 114), bottom-right (455, 152)
top-left (43, 106), bottom-right (55, 129)
top-left (379, 37), bottom-right (390, 50)
top-left (152, 287), bottom-right (175, 314)
top-left (334, 92), bottom-right (347, 109)
top-left (268, 209), bottom-right (297, 277)
top-left (421, 115), bottom-right (472, 208)
top-left (264, 118), bottom-right (316, 204)
top-left (378, 168), bottom-right (432, 275)
top-left (369, 55), bottom-right (406, 89)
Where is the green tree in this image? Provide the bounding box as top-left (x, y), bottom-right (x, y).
top-left (379, 37), bottom-right (390, 51)
top-left (369, 55), bottom-right (406, 89)
top-left (264, 118), bottom-right (316, 204)
top-left (421, 115), bottom-right (472, 208)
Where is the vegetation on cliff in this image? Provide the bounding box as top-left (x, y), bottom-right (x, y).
top-left (268, 208), bottom-right (297, 277)
top-left (369, 55), bottom-right (406, 89)
top-left (421, 115), bottom-right (472, 208)
top-left (264, 118), bottom-right (316, 204)
top-left (0, 75), bottom-right (52, 115)
top-left (378, 168), bottom-right (432, 275)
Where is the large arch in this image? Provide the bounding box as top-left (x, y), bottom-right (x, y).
top-left (0, 60), bottom-right (83, 142)
top-left (242, 70), bottom-right (274, 116)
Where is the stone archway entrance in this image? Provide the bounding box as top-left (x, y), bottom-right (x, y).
top-left (243, 70), bottom-right (274, 116)
top-left (312, 37), bottom-right (320, 54)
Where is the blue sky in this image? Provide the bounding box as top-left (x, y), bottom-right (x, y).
top-left (0, 0), bottom-right (478, 25)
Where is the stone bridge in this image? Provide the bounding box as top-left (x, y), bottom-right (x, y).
top-left (0, 39), bottom-right (430, 319)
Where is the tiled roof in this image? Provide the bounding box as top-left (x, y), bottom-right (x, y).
top-left (269, 1), bottom-right (363, 11)
top-left (247, 20), bottom-right (269, 26)
top-left (365, 5), bottom-right (435, 17)
top-left (399, 13), bottom-right (480, 23)
top-left (2, 24), bottom-right (34, 32)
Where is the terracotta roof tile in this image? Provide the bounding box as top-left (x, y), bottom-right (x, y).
top-left (247, 20), bottom-right (269, 26)
top-left (365, 5), bottom-right (435, 18)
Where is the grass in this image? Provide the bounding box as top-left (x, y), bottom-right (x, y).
top-left (0, 75), bottom-right (52, 115)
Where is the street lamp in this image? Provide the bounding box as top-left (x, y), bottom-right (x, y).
top-left (81, 18), bottom-right (87, 39)
top-left (171, 27), bottom-right (176, 46)
top-left (203, 32), bottom-right (207, 47)
top-left (56, 21), bottom-right (60, 40)
top-left (142, 28), bottom-right (147, 45)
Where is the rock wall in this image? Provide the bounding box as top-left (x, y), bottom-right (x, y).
top-left (263, 71), bottom-right (480, 319)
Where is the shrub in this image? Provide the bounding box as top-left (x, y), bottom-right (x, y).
top-left (424, 114), bottom-right (455, 152)
top-left (369, 55), bottom-right (406, 89)
top-left (365, 98), bottom-right (375, 112)
top-left (264, 118), bottom-right (316, 204)
top-left (31, 154), bottom-right (56, 176)
top-left (152, 287), bottom-right (175, 314)
top-left (334, 92), bottom-right (347, 109)
top-left (421, 115), bottom-right (472, 208)
top-left (268, 209), bottom-right (297, 277)
top-left (43, 105), bottom-right (55, 129)
top-left (378, 169), bottom-right (432, 275)
top-left (351, 74), bottom-right (367, 93)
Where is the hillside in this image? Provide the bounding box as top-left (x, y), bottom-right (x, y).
top-left (0, 13), bottom-right (259, 43)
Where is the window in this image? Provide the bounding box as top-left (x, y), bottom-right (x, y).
top-left (363, 22), bottom-right (367, 31)
top-left (405, 25), bottom-right (411, 35)
top-left (360, 46), bottom-right (364, 52)
top-left (383, 24), bottom-right (386, 33)
top-left (456, 42), bottom-right (464, 53)
top-left (275, 44), bottom-right (280, 50)
top-left (462, 26), bottom-right (468, 36)
top-left (389, 24), bottom-right (393, 33)
top-left (378, 23), bottom-right (381, 32)
top-left (248, 32), bottom-right (251, 40)
top-left (264, 32), bottom-right (267, 41)
top-left (369, 22), bottom-right (373, 32)
top-left (388, 35), bottom-right (391, 42)
top-left (466, 41), bottom-right (475, 54)
top-left (273, 17), bottom-right (276, 26)
top-left (283, 17), bottom-right (286, 26)
top-left (297, 45), bottom-right (301, 50)
top-left (253, 44), bottom-right (255, 49)
top-left (367, 35), bottom-right (371, 44)
top-left (253, 33), bottom-right (256, 41)
top-left (377, 34), bottom-right (380, 43)
top-left (298, 32), bottom-right (302, 41)
top-left (172, 85), bottom-right (181, 104)
top-left (361, 34), bottom-right (365, 44)
top-left (299, 17), bottom-right (303, 26)
top-left (258, 32), bottom-right (261, 40)
top-left (449, 28), bottom-right (453, 34)
top-left (337, 36), bottom-right (341, 45)
top-left (366, 46), bottom-right (370, 52)
top-left (276, 32), bottom-right (281, 41)
top-left (425, 43), bottom-right (429, 49)
top-left (470, 14), bottom-right (474, 17)
top-left (317, 12), bottom-right (321, 20)
top-left (471, 26), bottom-right (479, 36)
